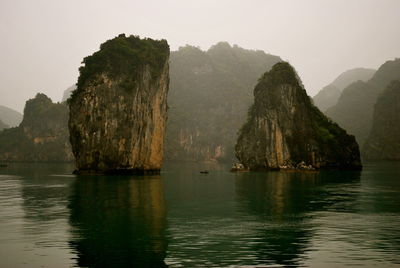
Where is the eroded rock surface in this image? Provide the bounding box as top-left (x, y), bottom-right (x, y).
top-left (68, 34), bottom-right (169, 174)
top-left (235, 62), bottom-right (361, 170)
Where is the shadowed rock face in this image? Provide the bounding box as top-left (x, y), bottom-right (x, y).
top-left (235, 62), bottom-right (361, 170)
top-left (363, 80), bottom-right (400, 160)
top-left (68, 34), bottom-right (169, 174)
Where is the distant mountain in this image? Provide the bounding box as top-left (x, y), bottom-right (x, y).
top-left (0, 93), bottom-right (73, 162)
top-left (0, 105), bottom-right (23, 127)
top-left (0, 119), bottom-right (8, 131)
top-left (313, 68), bottom-right (376, 111)
top-left (165, 42), bottom-right (282, 162)
top-left (363, 81), bottom-right (400, 160)
top-left (61, 85), bottom-right (76, 102)
top-left (325, 59), bottom-right (400, 148)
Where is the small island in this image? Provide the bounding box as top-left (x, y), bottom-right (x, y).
top-left (235, 62), bottom-right (362, 171)
top-left (68, 34), bottom-right (170, 174)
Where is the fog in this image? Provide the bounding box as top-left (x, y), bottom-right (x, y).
top-left (1, 0), bottom-right (399, 112)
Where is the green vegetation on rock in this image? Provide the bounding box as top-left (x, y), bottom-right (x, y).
top-left (68, 34), bottom-right (169, 174)
top-left (69, 34), bottom-right (169, 103)
top-left (235, 62), bottom-right (361, 170)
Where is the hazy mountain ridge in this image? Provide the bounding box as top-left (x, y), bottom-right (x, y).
top-left (363, 80), bottom-right (400, 160)
top-left (0, 105), bottom-right (23, 127)
top-left (68, 34), bottom-right (169, 174)
top-left (62, 85), bottom-right (76, 102)
top-left (165, 42), bottom-right (282, 162)
top-left (313, 68), bottom-right (376, 111)
top-left (325, 58), bottom-right (400, 148)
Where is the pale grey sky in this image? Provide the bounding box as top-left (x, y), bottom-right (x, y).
top-left (1, 0), bottom-right (399, 112)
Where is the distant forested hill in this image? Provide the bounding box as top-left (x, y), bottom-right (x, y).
top-left (0, 105), bottom-right (23, 127)
top-left (363, 81), bottom-right (400, 160)
top-left (313, 68), bottom-right (376, 112)
top-left (0, 93), bottom-right (73, 162)
top-left (325, 59), bottom-right (400, 148)
top-left (165, 42), bottom-right (281, 162)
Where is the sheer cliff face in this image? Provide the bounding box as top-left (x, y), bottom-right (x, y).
top-left (363, 81), bottom-right (400, 160)
top-left (0, 93), bottom-right (73, 162)
top-left (68, 34), bottom-right (169, 174)
top-left (235, 62), bottom-right (361, 170)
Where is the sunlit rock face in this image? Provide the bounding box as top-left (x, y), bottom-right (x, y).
top-left (68, 34), bottom-right (169, 174)
top-left (363, 80), bottom-right (400, 160)
top-left (235, 62), bottom-right (362, 170)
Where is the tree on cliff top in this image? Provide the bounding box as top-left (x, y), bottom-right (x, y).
top-left (69, 34), bottom-right (169, 103)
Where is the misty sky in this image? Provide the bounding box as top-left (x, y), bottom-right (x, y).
top-left (1, 0), bottom-right (399, 112)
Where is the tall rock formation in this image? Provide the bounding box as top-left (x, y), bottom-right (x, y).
top-left (68, 34), bottom-right (169, 174)
top-left (166, 43), bottom-right (281, 162)
top-left (326, 59), bottom-right (400, 148)
top-left (235, 62), bottom-right (361, 170)
top-left (0, 93), bottom-right (73, 162)
top-left (313, 68), bottom-right (376, 112)
top-left (363, 80), bottom-right (400, 160)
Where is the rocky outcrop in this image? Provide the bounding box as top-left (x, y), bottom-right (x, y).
top-left (68, 34), bottom-right (169, 174)
top-left (235, 62), bottom-right (361, 170)
top-left (363, 80), bottom-right (400, 160)
top-left (165, 43), bottom-right (281, 163)
top-left (0, 93), bottom-right (73, 162)
top-left (326, 59), bottom-right (400, 148)
top-left (313, 68), bottom-right (376, 112)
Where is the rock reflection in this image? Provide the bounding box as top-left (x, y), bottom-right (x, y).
top-left (68, 175), bottom-right (167, 268)
top-left (235, 170), bottom-right (361, 267)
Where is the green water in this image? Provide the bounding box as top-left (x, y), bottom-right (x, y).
top-left (0, 162), bottom-right (399, 267)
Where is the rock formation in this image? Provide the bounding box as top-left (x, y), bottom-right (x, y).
top-left (235, 62), bottom-right (361, 170)
top-left (0, 93), bottom-right (73, 162)
top-left (313, 68), bottom-right (376, 112)
top-left (68, 34), bottom-right (169, 174)
top-left (363, 80), bottom-right (400, 160)
top-left (326, 58), bottom-right (400, 148)
top-left (165, 42), bottom-right (281, 163)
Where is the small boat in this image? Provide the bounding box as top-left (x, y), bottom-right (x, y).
top-left (200, 170), bottom-right (209, 174)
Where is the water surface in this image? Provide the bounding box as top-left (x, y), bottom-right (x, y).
top-left (0, 162), bottom-right (399, 267)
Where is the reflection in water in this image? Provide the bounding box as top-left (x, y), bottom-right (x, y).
top-left (235, 170), bottom-right (361, 267)
top-left (1, 162), bottom-right (400, 267)
top-left (68, 175), bottom-right (167, 268)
